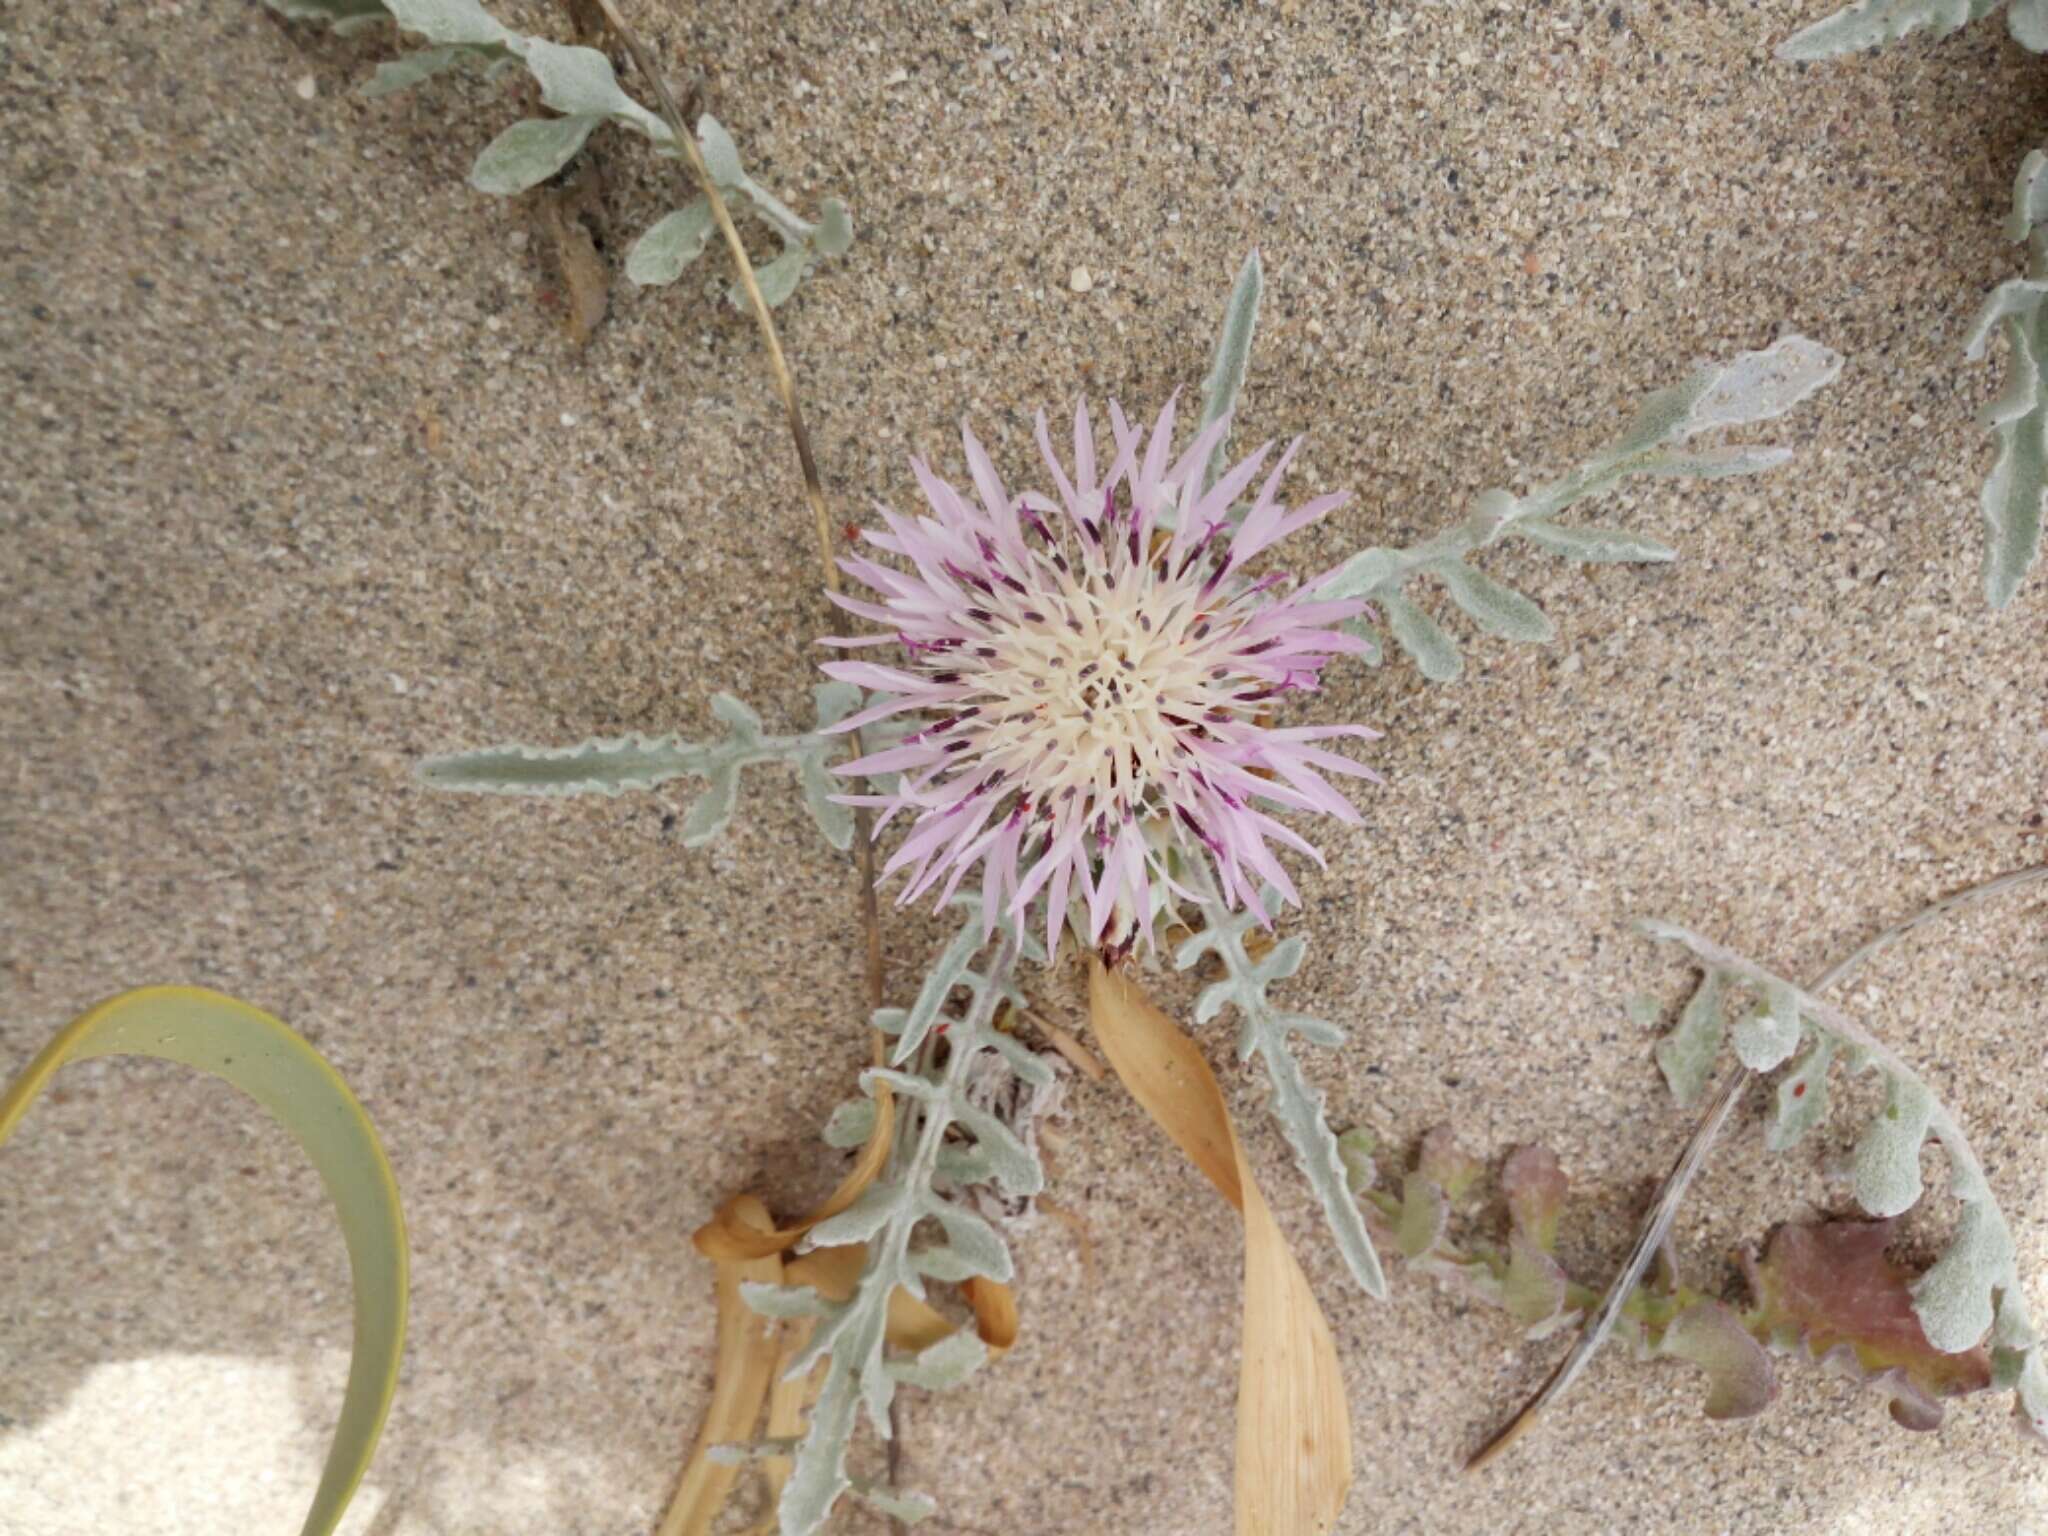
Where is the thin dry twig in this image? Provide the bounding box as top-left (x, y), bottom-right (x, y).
top-left (1467, 861), bottom-right (2048, 1469)
top-left (587, 0), bottom-right (884, 1022)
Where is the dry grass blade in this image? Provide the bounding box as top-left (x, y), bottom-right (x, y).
top-left (1089, 959), bottom-right (1351, 1536)
top-left (660, 1197), bottom-right (786, 1536)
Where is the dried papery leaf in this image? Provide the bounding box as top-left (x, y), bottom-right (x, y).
top-left (535, 164), bottom-right (609, 346)
top-left (1089, 959), bottom-right (1351, 1536)
top-left (661, 1197), bottom-right (786, 1536)
top-left (693, 1087), bottom-right (896, 1262)
top-left (1745, 1219), bottom-right (1992, 1429)
top-left (1656, 1301), bottom-right (1779, 1421)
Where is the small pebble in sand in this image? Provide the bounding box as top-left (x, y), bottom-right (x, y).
top-left (294, 73), bottom-right (318, 101)
top-left (1069, 266), bottom-right (1093, 293)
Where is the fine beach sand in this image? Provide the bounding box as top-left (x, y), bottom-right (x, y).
top-left (3, 2), bottom-right (2046, 1532)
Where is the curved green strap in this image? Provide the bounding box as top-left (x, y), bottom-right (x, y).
top-left (0, 986), bottom-right (409, 1536)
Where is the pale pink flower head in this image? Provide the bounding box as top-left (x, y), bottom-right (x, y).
top-left (822, 398), bottom-right (1378, 958)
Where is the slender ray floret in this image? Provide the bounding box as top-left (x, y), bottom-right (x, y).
top-left (822, 398), bottom-right (1378, 956)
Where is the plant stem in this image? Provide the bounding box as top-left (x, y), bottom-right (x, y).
top-left (588, 0), bottom-right (884, 1023)
top-left (1467, 862), bottom-right (2048, 1469)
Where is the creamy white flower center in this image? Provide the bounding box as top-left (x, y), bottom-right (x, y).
top-left (961, 556), bottom-right (1244, 816)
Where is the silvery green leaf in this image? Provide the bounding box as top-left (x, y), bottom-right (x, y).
top-left (1850, 1075), bottom-right (1934, 1218)
top-left (794, 683), bottom-right (860, 851)
top-left (361, 46), bottom-right (469, 97)
top-left (1963, 280), bottom-right (2048, 360)
top-left (264, 0), bottom-right (389, 22)
top-left (768, 920), bottom-right (1035, 1535)
top-left (698, 112), bottom-right (745, 185)
top-left (1382, 592), bottom-right (1462, 681)
top-left (932, 1143), bottom-right (992, 1184)
top-left (891, 919), bottom-right (984, 1063)
top-left (814, 197), bottom-right (854, 257)
top-left (925, 1202), bottom-right (1013, 1282)
top-left (1777, 0), bottom-right (2001, 60)
top-left (731, 247), bottom-right (811, 311)
top-left (2014, 1), bottom-right (2048, 50)
top-left (1674, 335), bottom-right (1845, 438)
top-left (1730, 981), bottom-right (1802, 1072)
top-left (515, 38), bottom-right (667, 141)
top-left (980, 1028), bottom-right (1056, 1087)
top-left (385, 0), bottom-right (509, 47)
top-left (626, 200), bottom-right (715, 286)
top-left (468, 114), bottom-right (599, 195)
top-left (946, 1098), bottom-right (1043, 1196)
top-left (2009, 149), bottom-right (2048, 240)
top-left (1766, 1034), bottom-right (1834, 1151)
top-left (1655, 968), bottom-right (1725, 1108)
top-left (1633, 444), bottom-right (1795, 479)
top-left (884, 1329), bottom-right (988, 1390)
top-left (1509, 519), bottom-right (1679, 563)
top-left (859, 1068), bottom-right (938, 1102)
top-left (418, 733), bottom-right (701, 796)
top-left (1979, 316), bottom-right (2048, 609)
top-left (779, 1369), bottom-right (859, 1536)
top-left (1912, 1201), bottom-right (2014, 1351)
top-left (1197, 248), bottom-right (1264, 494)
top-left (1432, 560), bottom-right (1554, 643)
top-left (1177, 877), bottom-right (1387, 1298)
top-left (740, 1281), bottom-right (835, 1319)
top-left (1337, 616), bottom-right (1384, 665)
top-left (806, 1183), bottom-right (907, 1248)
top-left (1641, 921), bottom-right (2046, 1441)
top-left (849, 1483), bottom-right (938, 1523)
top-left (822, 1096), bottom-right (877, 1149)
top-left (1316, 546), bottom-right (1402, 602)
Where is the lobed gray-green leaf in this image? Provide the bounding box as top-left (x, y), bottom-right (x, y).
top-left (1654, 968), bottom-right (1725, 1107)
top-left (1777, 0), bottom-right (2002, 61)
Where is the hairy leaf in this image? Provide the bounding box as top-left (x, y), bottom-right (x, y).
top-left (1196, 248), bottom-right (1264, 494)
top-left (1318, 337), bottom-right (1839, 678)
top-left (1778, 0), bottom-right (2004, 59)
top-left (1176, 876), bottom-right (1388, 1299)
top-left (418, 685), bottom-right (862, 850)
top-left (468, 115), bottom-right (599, 195)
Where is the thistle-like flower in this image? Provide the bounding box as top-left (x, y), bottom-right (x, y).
top-left (822, 398), bottom-right (1377, 957)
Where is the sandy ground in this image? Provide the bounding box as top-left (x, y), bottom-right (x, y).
top-left (4, 2), bottom-right (2048, 1533)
